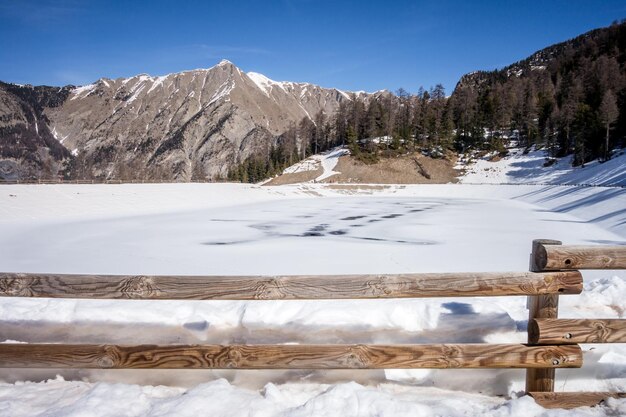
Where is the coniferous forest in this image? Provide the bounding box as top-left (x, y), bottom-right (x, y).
top-left (229, 20), bottom-right (626, 182)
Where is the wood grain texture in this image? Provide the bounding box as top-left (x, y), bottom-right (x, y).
top-left (537, 245), bottom-right (626, 271)
top-left (526, 294), bottom-right (560, 392)
top-left (530, 319), bottom-right (626, 344)
top-left (0, 271), bottom-right (583, 300)
top-left (526, 240), bottom-right (562, 393)
top-left (0, 343), bottom-right (582, 369)
top-left (529, 392), bottom-right (626, 409)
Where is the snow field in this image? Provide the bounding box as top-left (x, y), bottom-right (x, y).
top-left (459, 147), bottom-right (626, 187)
top-left (280, 147), bottom-right (348, 181)
top-left (8, 376), bottom-right (617, 417)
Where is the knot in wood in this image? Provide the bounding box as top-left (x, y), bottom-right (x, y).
top-left (97, 355), bottom-right (115, 368)
top-left (255, 278), bottom-right (284, 300)
top-left (225, 346), bottom-right (243, 367)
top-left (346, 345), bottom-right (367, 368)
top-left (121, 276), bottom-right (156, 298)
top-left (440, 345), bottom-right (462, 368)
top-left (545, 348), bottom-right (569, 366)
top-left (0, 278), bottom-right (32, 297)
top-left (368, 276), bottom-right (392, 296)
top-left (592, 321), bottom-right (607, 331)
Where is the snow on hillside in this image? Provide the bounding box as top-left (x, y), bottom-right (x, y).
top-left (459, 147), bottom-right (626, 187)
top-left (247, 71), bottom-right (287, 96)
top-left (0, 182), bottom-right (625, 416)
top-left (281, 147), bottom-right (348, 181)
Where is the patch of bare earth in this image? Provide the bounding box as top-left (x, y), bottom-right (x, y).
top-left (323, 152), bottom-right (459, 184)
top-left (264, 167), bottom-right (323, 185)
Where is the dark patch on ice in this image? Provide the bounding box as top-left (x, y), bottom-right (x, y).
top-left (302, 224), bottom-right (329, 237)
top-left (368, 219), bottom-right (382, 223)
top-left (350, 224), bottom-right (365, 228)
top-left (329, 230), bottom-right (348, 235)
top-left (249, 223), bottom-right (277, 231)
top-left (201, 239), bottom-right (253, 246)
top-left (311, 224), bottom-right (329, 231)
top-left (381, 213), bottom-right (403, 219)
top-left (341, 215), bottom-right (367, 221)
top-left (409, 209), bottom-right (425, 213)
top-left (302, 232), bottom-right (324, 237)
top-left (352, 236), bottom-right (438, 245)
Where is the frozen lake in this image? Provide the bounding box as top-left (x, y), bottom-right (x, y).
top-left (1, 189), bottom-right (622, 276)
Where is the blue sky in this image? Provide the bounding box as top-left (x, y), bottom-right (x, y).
top-left (1, 0), bottom-right (625, 94)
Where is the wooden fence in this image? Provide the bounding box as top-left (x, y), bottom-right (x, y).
top-left (0, 239), bottom-right (625, 409)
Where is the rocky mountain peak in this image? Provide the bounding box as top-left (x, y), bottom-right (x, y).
top-left (217, 59), bottom-right (235, 67)
top-left (0, 60), bottom-right (363, 181)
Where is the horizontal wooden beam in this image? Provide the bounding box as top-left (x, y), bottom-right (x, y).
top-left (0, 343), bottom-right (582, 369)
top-left (529, 392), bottom-right (626, 409)
top-left (534, 244), bottom-right (626, 271)
top-left (529, 318), bottom-right (626, 344)
top-left (0, 271), bottom-right (583, 300)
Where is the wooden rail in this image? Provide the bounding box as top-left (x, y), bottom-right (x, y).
top-left (0, 239), bottom-right (624, 409)
top-left (530, 319), bottom-right (626, 344)
top-left (532, 243), bottom-right (626, 271)
top-left (0, 271), bottom-right (583, 300)
top-left (0, 343), bottom-right (582, 369)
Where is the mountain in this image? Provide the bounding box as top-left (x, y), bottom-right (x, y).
top-left (0, 60), bottom-right (356, 180)
top-left (0, 82), bottom-right (72, 179)
top-left (450, 20), bottom-right (626, 163)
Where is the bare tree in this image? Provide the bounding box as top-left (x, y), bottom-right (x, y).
top-left (599, 89), bottom-right (619, 161)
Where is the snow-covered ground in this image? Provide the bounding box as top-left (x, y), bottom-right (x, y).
top-left (459, 147), bottom-right (626, 187)
top-left (281, 147), bottom-right (348, 181)
top-left (0, 181), bottom-right (625, 416)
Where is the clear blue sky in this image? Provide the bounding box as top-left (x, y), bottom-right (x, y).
top-left (1, 0), bottom-right (625, 94)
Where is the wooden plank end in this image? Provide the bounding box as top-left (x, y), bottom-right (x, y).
top-left (529, 392), bottom-right (626, 409)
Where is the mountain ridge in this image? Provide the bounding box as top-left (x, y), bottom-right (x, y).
top-left (1, 60), bottom-right (363, 180)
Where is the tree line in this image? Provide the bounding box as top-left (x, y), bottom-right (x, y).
top-left (450, 19), bottom-right (626, 165)
top-left (229, 20), bottom-right (626, 182)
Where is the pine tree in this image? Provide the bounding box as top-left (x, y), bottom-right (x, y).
top-left (346, 125), bottom-right (359, 156)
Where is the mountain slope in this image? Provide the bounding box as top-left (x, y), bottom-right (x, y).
top-left (458, 146), bottom-right (626, 186)
top-left (0, 82), bottom-right (72, 179)
top-left (450, 21), bottom-right (626, 163)
top-left (1, 60), bottom-right (355, 180)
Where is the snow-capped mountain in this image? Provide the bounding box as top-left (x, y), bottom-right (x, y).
top-left (0, 60), bottom-right (358, 180)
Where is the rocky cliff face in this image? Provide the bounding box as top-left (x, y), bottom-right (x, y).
top-left (0, 60), bottom-right (355, 180)
top-left (0, 82), bottom-right (72, 179)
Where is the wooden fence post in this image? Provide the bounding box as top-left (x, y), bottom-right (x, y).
top-left (526, 239), bottom-right (562, 393)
